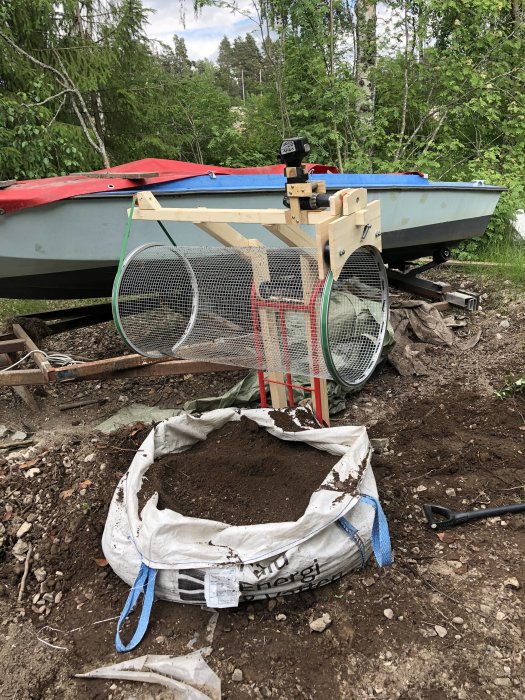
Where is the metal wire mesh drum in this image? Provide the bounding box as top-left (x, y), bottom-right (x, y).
top-left (320, 247), bottom-right (389, 388)
top-left (113, 243), bottom-right (388, 388)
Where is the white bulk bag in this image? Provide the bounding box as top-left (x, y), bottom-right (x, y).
top-left (102, 408), bottom-right (391, 652)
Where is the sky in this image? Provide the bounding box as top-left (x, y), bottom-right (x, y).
top-left (144, 0), bottom-right (256, 61)
top-left (143, 2), bottom-right (399, 62)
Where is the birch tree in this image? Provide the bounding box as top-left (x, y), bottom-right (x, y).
top-left (355, 0), bottom-right (377, 153)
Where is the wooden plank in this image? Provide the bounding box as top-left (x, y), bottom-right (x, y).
top-left (3, 351), bottom-right (39, 410)
top-left (136, 191), bottom-right (161, 209)
top-left (327, 200), bottom-right (382, 281)
top-left (342, 188), bottom-right (367, 215)
top-left (327, 214), bottom-right (360, 281)
top-left (303, 209), bottom-right (342, 225)
top-left (329, 188), bottom-right (363, 216)
top-left (286, 182), bottom-right (314, 197)
top-left (313, 378), bottom-right (329, 426)
top-left (195, 222), bottom-right (251, 247)
top-left (132, 206), bottom-right (289, 225)
top-left (91, 360), bottom-right (241, 380)
top-left (59, 397), bottom-right (108, 411)
top-left (0, 438), bottom-right (34, 450)
top-left (315, 217), bottom-right (332, 280)
top-left (49, 353), bottom-right (163, 380)
top-left (360, 200), bottom-right (382, 248)
top-left (50, 354), bottom-right (240, 382)
top-left (419, 258), bottom-right (510, 267)
top-left (247, 240), bottom-right (288, 408)
top-left (0, 356), bottom-right (239, 385)
top-left (0, 369), bottom-right (47, 386)
top-left (74, 171), bottom-right (159, 179)
top-left (0, 339), bottom-right (26, 354)
top-left (300, 256), bottom-right (329, 426)
top-left (263, 223), bottom-right (313, 249)
top-left (12, 324), bottom-right (50, 380)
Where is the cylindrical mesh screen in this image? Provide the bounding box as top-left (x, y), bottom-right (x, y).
top-left (321, 247), bottom-right (389, 388)
top-left (113, 243), bottom-right (388, 386)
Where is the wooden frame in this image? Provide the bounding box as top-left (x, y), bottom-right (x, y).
top-left (129, 187), bottom-right (382, 425)
top-left (130, 189), bottom-right (381, 281)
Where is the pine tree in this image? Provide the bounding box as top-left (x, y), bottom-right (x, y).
top-left (217, 36), bottom-right (236, 97)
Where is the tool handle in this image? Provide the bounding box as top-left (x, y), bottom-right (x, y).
top-left (465, 503), bottom-right (525, 521)
top-left (423, 502), bottom-right (525, 531)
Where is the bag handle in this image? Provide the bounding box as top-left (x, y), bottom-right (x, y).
top-left (115, 562), bottom-right (157, 653)
top-left (360, 494), bottom-right (392, 567)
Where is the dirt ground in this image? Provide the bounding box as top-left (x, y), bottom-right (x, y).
top-left (0, 269), bottom-right (524, 699)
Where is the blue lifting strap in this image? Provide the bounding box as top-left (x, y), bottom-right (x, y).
top-left (360, 494), bottom-right (392, 567)
top-left (115, 562), bottom-right (157, 653)
top-left (337, 517), bottom-right (367, 568)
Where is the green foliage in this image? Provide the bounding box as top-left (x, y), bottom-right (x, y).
top-left (495, 376), bottom-right (525, 400)
top-left (0, 81), bottom-right (97, 179)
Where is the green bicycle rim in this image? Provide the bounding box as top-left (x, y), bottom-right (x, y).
top-left (320, 248), bottom-right (389, 390)
top-left (320, 269), bottom-right (350, 387)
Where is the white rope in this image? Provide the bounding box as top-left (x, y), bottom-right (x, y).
top-left (0, 349), bottom-right (85, 372)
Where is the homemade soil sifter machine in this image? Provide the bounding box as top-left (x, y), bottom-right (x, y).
top-left (101, 139), bottom-right (393, 658)
top-left (113, 138), bottom-right (389, 423)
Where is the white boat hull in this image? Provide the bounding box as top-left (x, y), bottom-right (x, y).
top-left (0, 186), bottom-right (502, 299)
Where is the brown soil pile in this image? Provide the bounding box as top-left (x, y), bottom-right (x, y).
top-left (139, 416), bottom-right (335, 525)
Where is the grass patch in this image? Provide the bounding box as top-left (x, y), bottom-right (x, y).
top-left (452, 239), bottom-right (525, 293)
top-left (0, 298), bottom-right (108, 329)
top-left (478, 239), bottom-right (525, 285)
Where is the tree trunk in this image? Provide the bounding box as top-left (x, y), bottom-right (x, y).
top-left (395, 1), bottom-right (411, 161)
top-left (355, 0), bottom-right (377, 157)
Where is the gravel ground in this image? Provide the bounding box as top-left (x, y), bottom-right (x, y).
top-left (0, 270), bottom-right (524, 699)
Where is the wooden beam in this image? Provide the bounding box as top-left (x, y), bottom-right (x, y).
top-left (132, 206), bottom-right (289, 225)
top-left (90, 360), bottom-right (241, 380)
top-left (12, 324), bottom-right (50, 380)
top-left (328, 188), bottom-right (364, 216)
top-left (0, 357), bottom-right (239, 385)
top-left (327, 199), bottom-right (382, 280)
top-left (136, 191), bottom-right (161, 210)
top-left (342, 188), bottom-right (367, 215)
top-left (0, 339), bottom-right (26, 354)
top-left (74, 171), bottom-right (159, 180)
top-left (49, 354), bottom-right (242, 382)
top-left (194, 222), bottom-right (251, 247)
top-left (315, 216), bottom-right (334, 280)
top-left (247, 240), bottom-right (288, 408)
top-left (263, 223), bottom-right (313, 249)
top-left (3, 352), bottom-right (39, 410)
top-left (49, 353), bottom-right (163, 381)
top-left (300, 209), bottom-right (338, 225)
top-left (0, 369), bottom-right (47, 386)
top-left (300, 256), bottom-right (329, 426)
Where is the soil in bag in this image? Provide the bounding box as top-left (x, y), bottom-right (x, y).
top-left (138, 416), bottom-right (337, 525)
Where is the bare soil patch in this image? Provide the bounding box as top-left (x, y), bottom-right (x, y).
top-left (0, 271), bottom-right (524, 699)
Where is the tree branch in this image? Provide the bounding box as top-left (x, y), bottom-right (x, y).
top-left (47, 94), bottom-right (67, 129)
top-left (23, 88), bottom-right (71, 108)
top-left (71, 99), bottom-right (101, 155)
top-left (52, 49), bottom-right (110, 167)
top-left (0, 30), bottom-right (109, 168)
top-left (0, 31), bottom-right (68, 88)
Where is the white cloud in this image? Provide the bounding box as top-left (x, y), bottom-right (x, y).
top-left (144, 0), bottom-right (257, 61)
